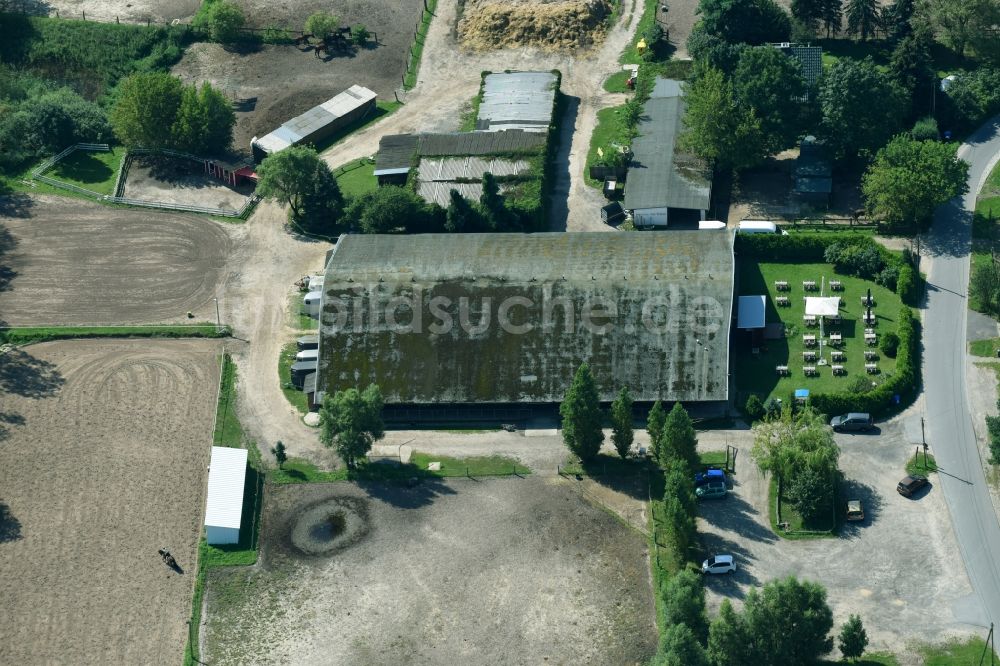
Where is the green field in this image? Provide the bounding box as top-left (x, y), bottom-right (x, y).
top-left (334, 158), bottom-right (377, 198)
top-left (0, 324), bottom-right (229, 345)
top-left (47, 147), bottom-right (125, 195)
top-left (734, 261), bottom-right (902, 405)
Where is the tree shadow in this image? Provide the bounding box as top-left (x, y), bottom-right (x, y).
top-left (0, 193), bottom-right (35, 219)
top-left (547, 94), bottom-right (577, 232)
top-left (924, 198), bottom-right (972, 259)
top-left (0, 411), bottom-right (26, 442)
top-left (697, 533), bottom-right (760, 597)
top-left (568, 454), bottom-right (663, 501)
top-left (0, 347), bottom-right (64, 398)
top-left (698, 487), bottom-right (778, 545)
top-left (355, 475), bottom-right (459, 510)
top-left (52, 151), bottom-right (113, 186)
top-left (0, 220), bottom-right (18, 293)
top-left (0, 501), bottom-right (23, 543)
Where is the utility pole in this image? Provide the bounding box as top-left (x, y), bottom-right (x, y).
top-left (921, 417), bottom-right (928, 468)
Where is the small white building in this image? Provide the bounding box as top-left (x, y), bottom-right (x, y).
top-left (204, 446), bottom-right (247, 545)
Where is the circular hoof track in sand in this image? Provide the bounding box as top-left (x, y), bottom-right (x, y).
top-left (289, 497), bottom-right (369, 556)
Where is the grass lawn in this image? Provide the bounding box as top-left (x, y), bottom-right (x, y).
top-left (970, 338), bottom-right (1000, 357)
top-left (768, 476), bottom-right (835, 539)
top-left (604, 70), bottom-right (631, 93)
top-left (334, 158), bottom-right (376, 198)
top-left (619, 0), bottom-right (660, 64)
top-left (970, 158), bottom-right (1000, 316)
top-left (906, 451), bottom-right (938, 477)
top-left (311, 100), bottom-right (402, 153)
top-left (920, 636), bottom-right (999, 664)
top-left (817, 37), bottom-right (969, 78)
top-left (699, 450), bottom-right (730, 469)
top-left (270, 452), bottom-right (530, 485)
top-left (585, 105), bottom-right (628, 188)
top-left (0, 324), bottom-right (229, 345)
top-left (47, 146), bottom-right (125, 195)
top-left (287, 291), bottom-right (318, 331)
top-left (278, 342), bottom-right (310, 416)
top-left (829, 653), bottom-right (900, 666)
top-left (404, 0), bottom-right (438, 89)
top-left (734, 261), bottom-right (902, 406)
top-left (270, 457), bottom-right (346, 484)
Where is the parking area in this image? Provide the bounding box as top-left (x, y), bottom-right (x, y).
top-left (697, 417), bottom-right (977, 660)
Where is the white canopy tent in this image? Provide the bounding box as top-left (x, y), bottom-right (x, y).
top-left (805, 297), bottom-right (840, 317)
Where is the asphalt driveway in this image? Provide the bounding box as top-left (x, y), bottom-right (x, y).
top-left (697, 419), bottom-right (975, 659)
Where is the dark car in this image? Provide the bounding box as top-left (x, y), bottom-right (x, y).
top-left (695, 467), bottom-right (726, 487)
top-left (830, 412), bottom-right (874, 432)
top-left (897, 475), bottom-right (929, 497)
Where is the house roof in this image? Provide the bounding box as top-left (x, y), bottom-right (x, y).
top-left (476, 71), bottom-right (558, 132)
top-left (374, 134), bottom-right (419, 176)
top-left (624, 78), bottom-right (712, 212)
top-left (204, 447), bottom-right (247, 530)
top-left (737, 295), bottom-right (766, 329)
top-left (318, 232), bottom-right (735, 404)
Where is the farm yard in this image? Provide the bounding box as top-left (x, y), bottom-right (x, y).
top-left (0, 339), bottom-right (223, 666)
top-left (203, 478), bottom-right (657, 665)
top-left (171, 0), bottom-right (426, 154)
top-left (733, 260), bottom-right (903, 403)
top-left (0, 195), bottom-right (234, 326)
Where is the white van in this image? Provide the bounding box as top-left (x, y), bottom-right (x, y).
top-left (698, 220), bottom-right (727, 230)
top-left (302, 290), bottom-right (323, 316)
top-left (296, 348), bottom-right (319, 361)
top-left (738, 220), bottom-right (788, 235)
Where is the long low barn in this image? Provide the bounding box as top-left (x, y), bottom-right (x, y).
top-left (316, 232), bottom-right (734, 405)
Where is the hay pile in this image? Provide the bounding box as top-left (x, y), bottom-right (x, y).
top-left (459, 0), bottom-right (613, 51)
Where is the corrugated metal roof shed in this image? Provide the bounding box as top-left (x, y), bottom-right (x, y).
top-left (415, 181), bottom-right (485, 206)
top-left (419, 157), bottom-right (530, 181)
top-left (624, 78), bottom-right (711, 212)
top-left (205, 446), bottom-right (247, 530)
top-left (477, 71), bottom-right (558, 132)
top-left (318, 232), bottom-right (734, 404)
top-left (375, 134), bottom-right (419, 175)
top-left (254, 85), bottom-right (375, 156)
top-left (417, 130), bottom-right (547, 156)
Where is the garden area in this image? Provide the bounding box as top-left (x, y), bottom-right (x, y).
top-left (734, 260), bottom-right (904, 403)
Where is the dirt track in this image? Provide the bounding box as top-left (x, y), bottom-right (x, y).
top-left (204, 477), bottom-right (657, 665)
top-left (0, 195), bottom-right (233, 326)
top-left (0, 339), bottom-right (222, 666)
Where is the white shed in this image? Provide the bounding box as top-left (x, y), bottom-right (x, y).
top-left (204, 446), bottom-right (247, 545)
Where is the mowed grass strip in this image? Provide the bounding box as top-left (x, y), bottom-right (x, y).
top-left (270, 453), bottom-right (530, 485)
top-left (734, 261), bottom-right (902, 403)
top-left (0, 324), bottom-right (229, 345)
top-left (404, 0), bottom-right (439, 89)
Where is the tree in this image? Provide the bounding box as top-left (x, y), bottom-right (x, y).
top-left (791, 0), bottom-right (823, 33)
top-left (660, 569), bottom-right (709, 643)
top-left (196, 0), bottom-right (246, 43)
top-left (110, 72), bottom-right (183, 148)
top-left (785, 465), bottom-right (833, 523)
top-left (663, 463), bottom-right (698, 517)
top-left (351, 24), bottom-right (371, 45)
top-left (256, 146), bottom-right (344, 232)
top-left (884, 0), bottom-right (915, 43)
top-left (344, 185), bottom-right (435, 234)
top-left (647, 400), bottom-right (667, 461)
top-left (662, 495), bottom-right (696, 567)
top-left (304, 12), bottom-right (340, 39)
top-left (923, 0), bottom-right (1000, 58)
top-left (820, 0), bottom-right (842, 37)
top-left (732, 47), bottom-right (808, 154)
top-left (751, 407), bottom-right (839, 489)
top-left (741, 577), bottom-right (834, 664)
top-left (171, 82), bottom-right (235, 155)
top-left (445, 189), bottom-right (479, 232)
top-left (271, 441), bottom-right (287, 468)
top-left (610, 388), bottom-right (634, 458)
top-left (745, 394), bottom-right (766, 422)
top-left (697, 0), bottom-right (792, 45)
top-left (862, 135), bottom-right (969, 228)
top-left (560, 364), bottom-right (605, 461)
top-left (479, 171), bottom-right (504, 229)
top-left (708, 599), bottom-right (752, 666)
top-left (660, 402), bottom-right (700, 471)
top-left (655, 622), bottom-right (709, 666)
top-left (818, 59), bottom-right (907, 162)
top-left (889, 29), bottom-right (935, 118)
top-left (838, 614), bottom-right (869, 661)
top-left (845, 0), bottom-right (878, 39)
top-left (680, 65), bottom-right (767, 171)
top-left (319, 385), bottom-right (385, 468)
top-left (972, 261), bottom-right (1000, 316)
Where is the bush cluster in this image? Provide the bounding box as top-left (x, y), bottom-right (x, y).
top-left (939, 68), bottom-right (1000, 136)
top-left (986, 414), bottom-right (1000, 465)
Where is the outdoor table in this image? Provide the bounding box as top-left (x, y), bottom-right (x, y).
top-left (776, 365), bottom-right (790, 376)
top-left (803, 335), bottom-right (817, 347)
top-left (866, 363), bottom-right (879, 374)
top-left (803, 281), bottom-right (818, 291)
top-left (775, 281), bottom-right (790, 291)
top-left (829, 333), bottom-right (842, 345)
top-left (830, 281), bottom-right (843, 291)
top-left (776, 296), bottom-right (790, 307)
top-left (832, 365), bottom-right (846, 375)
top-left (804, 366), bottom-right (818, 376)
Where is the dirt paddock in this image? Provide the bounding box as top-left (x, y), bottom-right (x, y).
top-left (0, 339), bottom-right (223, 665)
top-left (204, 477), bottom-right (657, 665)
top-left (172, 0), bottom-right (425, 153)
top-left (122, 155), bottom-right (254, 211)
top-left (0, 195), bottom-right (233, 326)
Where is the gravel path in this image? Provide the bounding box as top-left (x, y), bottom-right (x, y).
top-left (319, 0), bottom-right (645, 232)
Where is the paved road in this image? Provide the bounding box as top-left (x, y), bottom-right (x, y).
top-left (924, 116), bottom-right (1000, 629)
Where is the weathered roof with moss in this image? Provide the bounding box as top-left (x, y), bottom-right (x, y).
top-left (317, 232), bottom-right (734, 404)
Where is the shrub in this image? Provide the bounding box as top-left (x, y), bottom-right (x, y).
top-left (847, 375), bottom-right (871, 394)
top-left (875, 265), bottom-right (899, 290)
top-left (987, 415), bottom-right (1000, 465)
top-left (785, 467), bottom-right (833, 524)
top-left (745, 394), bottom-right (766, 421)
top-left (305, 12), bottom-right (340, 39)
top-left (351, 25), bottom-right (370, 45)
top-left (880, 331), bottom-right (900, 357)
top-left (824, 241), bottom-right (885, 279)
top-left (194, 0), bottom-right (246, 43)
top-left (896, 264), bottom-right (917, 305)
top-left (911, 116), bottom-right (939, 141)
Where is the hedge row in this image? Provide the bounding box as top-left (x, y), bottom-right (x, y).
top-left (811, 306), bottom-right (919, 416)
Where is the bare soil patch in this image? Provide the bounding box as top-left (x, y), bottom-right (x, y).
top-left (123, 155), bottom-right (254, 211)
top-left (0, 195), bottom-right (233, 326)
top-left (0, 339), bottom-right (222, 665)
top-left (459, 0), bottom-right (613, 51)
top-left (204, 477), bottom-right (657, 665)
top-left (16, 0), bottom-right (201, 24)
top-left (171, 0), bottom-right (425, 155)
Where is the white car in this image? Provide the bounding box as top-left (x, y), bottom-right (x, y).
top-left (702, 554), bottom-right (736, 575)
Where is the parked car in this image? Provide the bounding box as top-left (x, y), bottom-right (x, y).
top-left (696, 481), bottom-right (727, 499)
top-left (830, 412), bottom-right (874, 432)
top-left (897, 475), bottom-right (929, 498)
top-left (702, 554), bottom-right (736, 574)
top-left (695, 467), bottom-right (726, 487)
top-left (846, 499), bottom-right (864, 521)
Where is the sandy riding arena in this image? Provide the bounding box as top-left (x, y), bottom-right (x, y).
top-left (203, 478), bottom-right (657, 665)
top-left (0, 339), bottom-right (223, 666)
top-left (122, 155), bottom-right (254, 211)
top-left (0, 195), bottom-right (233, 326)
